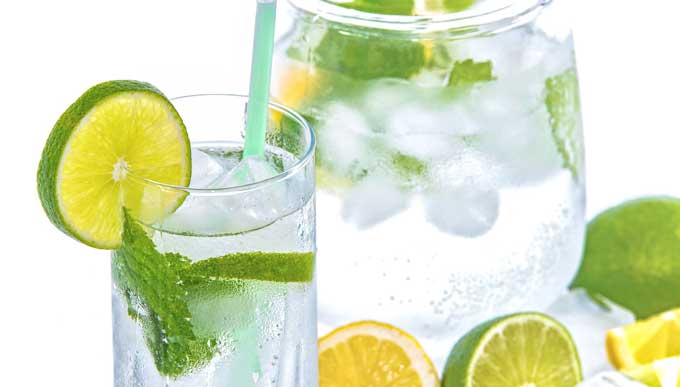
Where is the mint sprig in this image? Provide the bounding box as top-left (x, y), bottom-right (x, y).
top-left (112, 212), bottom-right (216, 378)
top-left (112, 211), bottom-right (316, 378)
top-left (545, 68), bottom-right (583, 179)
top-left (448, 59), bottom-right (495, 87)
top-left (313, 26), bottom-right (426, 81)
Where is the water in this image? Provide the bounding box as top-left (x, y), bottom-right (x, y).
top-left (112, 143), bottom-right (317, 387)
top-left (274, 8), bottom-right (586, 367)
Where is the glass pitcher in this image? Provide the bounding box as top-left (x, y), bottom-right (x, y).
top-left (273, 0), bottom-right (585, 364)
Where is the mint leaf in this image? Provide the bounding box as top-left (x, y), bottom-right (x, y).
top-left (442, 0), bottom-right (476, 12)
top-left (448, 59), bottom-right (495, 87)
top-left (112, 212), bottom-right (216, 378)
top-left (324, 0), bottom-right (415, 15)
top-left (545, 68), bottom-right (583, 178)
top-left (391, 152), bottom-right (427, 180)
top-left (313, 26), bottom-right (426, 81)
top-left (267, 113), bottom-right (305, 157)
top-left (184, 252), bottom-right (316, 285)
top-left (112, 212), bottom-right (316, 377)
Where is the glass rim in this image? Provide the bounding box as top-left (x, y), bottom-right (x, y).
top-left (287, 0), bottom-right (548, 33)
top-left (138, 93), bottom-right (316, 196)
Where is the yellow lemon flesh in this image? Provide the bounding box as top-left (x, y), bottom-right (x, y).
top-left (319, 320), bottom-right (440, 387)
top-left (607, 309), bottom-right (680, 370)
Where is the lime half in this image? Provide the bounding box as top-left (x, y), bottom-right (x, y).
top-left (38, 80), bottom-right (191, 249)
top-left (443, 313), bottom-right (582, 387)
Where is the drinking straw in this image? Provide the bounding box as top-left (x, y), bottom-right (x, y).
top-left (243, 0), bottom-right (278, 158)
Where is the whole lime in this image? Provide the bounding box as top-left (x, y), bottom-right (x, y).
top-left (571, 197), bottom-right (680, 319)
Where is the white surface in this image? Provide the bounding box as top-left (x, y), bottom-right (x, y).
top-left (0, 0), bottom-right (679, 385)
top-left (578, 373), bottom-right (647, 387)
top-left (546, 290), bottom-right (635, 378)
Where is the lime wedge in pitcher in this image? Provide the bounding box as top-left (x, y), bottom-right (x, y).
top-left (37, 80), bottom-right (191, 249)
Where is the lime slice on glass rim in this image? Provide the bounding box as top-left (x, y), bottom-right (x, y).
top-left (37, 80), bottom-right (191, 249)
top-left (443, 313), bottom-right (582, 387)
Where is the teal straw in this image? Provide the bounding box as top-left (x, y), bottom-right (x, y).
top-left (243, 0), bottom-right (278, 158)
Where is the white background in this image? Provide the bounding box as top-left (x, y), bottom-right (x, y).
top-left (1, 0), bottom-right (679, 385)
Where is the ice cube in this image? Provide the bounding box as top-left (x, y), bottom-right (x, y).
top-left (424, 184), bottom-right (500, 238)
top-left (383, 104), bottom-right (470, 161)
top-left (316, 103), bottom-right (376, 175)
top-left (190, 148), bottom-right (226, 188)
top-left (207, 156), bottom-right (289, 231)
top-left (577, 373), bottom-right (646, 387)
top-left (159, 156), bottom-right (295, 236)
top-left (546, 290), bottom-right (635, 378)
top-left (472, 94), bottom-right (564, 186)
top-left (341, 175), bottom-right (411, 229)
top-left (454, 28), bottom-right (529, 79)
top-left (361, 79), bottom-right (415, 130)
top-left (522, 33), bottom-right (575, 80)
top-left (209, 156), bottom-right (279, 189)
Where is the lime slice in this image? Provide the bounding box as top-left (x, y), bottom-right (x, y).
top-left (422, 0), bottom-right (476, 14)
top-left (37, 80), bottom-right (191, 249)
top-left (324, 0), bottom-right (416, 15)
top-left (443, 313), bottom-right (582, 387)
top-left (571, 197), bottom-right (680, 319)
top-left (184, 252), bottom-right (316, 284)
top-left (322, 0), bottom-right (476, 15)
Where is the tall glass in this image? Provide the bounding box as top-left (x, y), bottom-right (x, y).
top-left (273, 0), bottom-right (586, 364)
top-left (111, 95), bottom-right (317, 386)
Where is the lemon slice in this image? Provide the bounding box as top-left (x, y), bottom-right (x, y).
top-left (443, 313), bottom-right (582, 387)
top-left (625, 357), bottom-right (680, 387)
top-left (318, 320), bottom-right (440, 387)
top-left (37, 80), bottom-right (191, 249)
top-left (607, 309), bottom-right (680, 370)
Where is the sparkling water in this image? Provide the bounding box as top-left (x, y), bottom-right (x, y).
top-left (274, 4), bottom-right (586, 366)
top-left (112, 143), bottom-right (317, 387)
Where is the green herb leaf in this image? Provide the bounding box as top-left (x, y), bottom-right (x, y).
top-left (112, 211), bottom-right (216, 378)
top-left (448, 59), bottom-right (495, 87)
top-left (441, 0), bottom-right (476, 12)
top-left (391, 152), bottom-right (427, 180)
top-left (545, 68), bottom-right (583, 179)
top-left (112, 212), bottom-right (316, 377)
top-left (313, 26), bottom-right (426, 81)
top-left (324, 0), bottom-right (415, 15)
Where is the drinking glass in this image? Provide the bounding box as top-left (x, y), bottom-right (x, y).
top-left (111, 94), bottom-right (318, 386)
